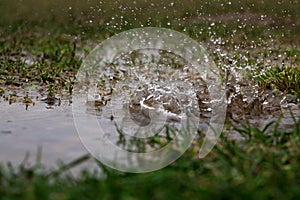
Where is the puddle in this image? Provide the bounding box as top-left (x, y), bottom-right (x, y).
top-left (1, 84), bottom-right (299, 172)
top-left (0, 96), bottom-right (101, 173)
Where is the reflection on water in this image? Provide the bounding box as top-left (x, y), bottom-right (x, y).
top-left (0, 98), bottom-right (99, 173)
top-left (1, 90), bottom-right (299, 172)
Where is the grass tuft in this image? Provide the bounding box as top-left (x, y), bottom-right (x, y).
top-left (256, 65), bottom-right (300, 97)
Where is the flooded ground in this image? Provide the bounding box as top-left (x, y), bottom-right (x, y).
top-left (1, 46), bottom-right (299, 171)
top-left (0, 0), bottom-right (299, 172)
top-left (1, 0), bottom-right (300, 198)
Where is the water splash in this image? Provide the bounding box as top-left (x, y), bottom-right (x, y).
top-left (72, 27), bottom-right (227, 172)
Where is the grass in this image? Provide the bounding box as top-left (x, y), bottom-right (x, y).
top-left (1, 0), bottom-right (300, 199)
top-left (256, 64), bottom-right (300, 97)
top-left (1, 0), bottom-right (299, 100)
top-left (0, 118), bottom-right (300, 199)
top-left (1, 1), bottom-right (299, 88)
